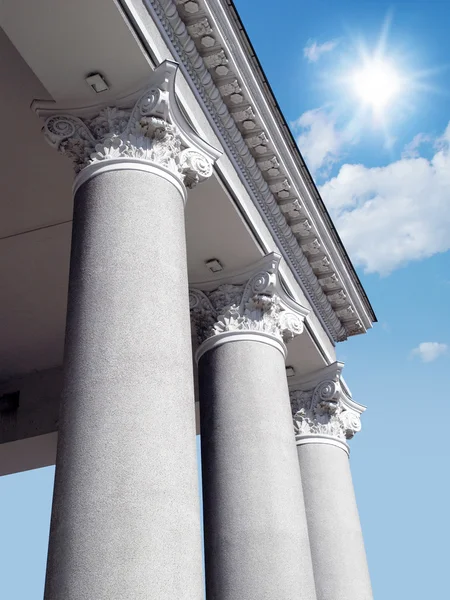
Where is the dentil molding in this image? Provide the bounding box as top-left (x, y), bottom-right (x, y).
top-left (33, 61), bottom-right (220, 189)
top-left (190, 253), bottom-right (309, 350)
top-left (289, 362), bottom-right (365, 450)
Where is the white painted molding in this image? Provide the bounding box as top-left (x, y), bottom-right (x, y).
top-left (195, 330), bottom-right (287, 363)
top-left (33, 61), bottom-right (220, 190)
top-left (142, 0), bottom-right (375, 341)
top-left (190, 253), bottom-right (308, 353)
top-left (289, 361), bottom-right (365, 446)
top-left (73, 159), bottom-right (188, 201)
top-left (295, 434), bottom-right (350, 456)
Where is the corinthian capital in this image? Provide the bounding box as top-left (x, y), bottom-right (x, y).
top-left (33, 61), bottom-right (220, 188)
top-left (190, 254), bottom-right (309, 351)
top-left (289, 362), bottom-right (365, 452)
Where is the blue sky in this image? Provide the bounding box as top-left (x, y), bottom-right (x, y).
top-left (2, 1), bottom-right (450, 598)
top-left (233, 0), bottom-right (450, 598)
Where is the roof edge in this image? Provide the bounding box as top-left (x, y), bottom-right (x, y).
top-left (225, 0), bottom-right (376, 324)
top-left (143, 0), bottom-right (377, 340)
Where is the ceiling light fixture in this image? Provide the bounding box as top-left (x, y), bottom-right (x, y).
top-left (85, 73), bottom-right (109, 94)
top-left (205, 259), bottom-right (223, 273)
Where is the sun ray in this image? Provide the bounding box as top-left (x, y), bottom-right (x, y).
top-left (338, 16), bottom-right (438, 131)
top-left (374, 10), bottom-right (394, 60)
top-left (311, 13), bottom-right (443, 152)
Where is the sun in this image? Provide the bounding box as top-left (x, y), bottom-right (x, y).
top-left (319, 12), bottom-right (437, 146)
top-left (351, 58), bottom-right (403, 112)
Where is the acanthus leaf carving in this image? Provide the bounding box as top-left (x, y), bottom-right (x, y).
top-left (145, 0), bottom-right (371, 341)
top-left (289, 364), bottom-right (364, 445)
top-left (187, 18), bottom-right (213, 38)
top-left (190, 254), bottom-right (308, 347)
top-left (36, 62), bottom-right (219, 189)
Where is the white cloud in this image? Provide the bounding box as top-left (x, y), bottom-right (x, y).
top-left (319, 121), bottom-right (450, 274)
top-left (303, 39), bottom-right (338, 63)
top-left (411, 342), bottom-right (448, 363)
top-left (292, 108), bottom-right (354, 175)
top-left (401, 133), bottom-right (432, 159)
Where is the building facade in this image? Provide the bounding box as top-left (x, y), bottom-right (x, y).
top-left (0, 1), bottom-right (376, 599)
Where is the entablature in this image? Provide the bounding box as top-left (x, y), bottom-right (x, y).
top-left (0, 0), bottom-right (376, 345)
top-left (142, 0), bottom-right (376, 342)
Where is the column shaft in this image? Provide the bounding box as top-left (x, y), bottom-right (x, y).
top-left (199, 338), bottom-right (317, 600)
top-left (298, 443), bottom-right (373, 600)
top-left (44, 168), bottom-right (202, 600)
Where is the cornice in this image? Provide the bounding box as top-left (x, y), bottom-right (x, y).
top-left (145, 0), bottom-right (375, 341)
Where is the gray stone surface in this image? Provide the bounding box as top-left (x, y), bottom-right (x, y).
top-left (44, 169), bottom-right (202, 600)
top-left (199, 338), bottom-right (317, 600)
top-left (298, 443), bottom-right (373, 600)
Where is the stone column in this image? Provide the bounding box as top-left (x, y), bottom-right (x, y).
top-left (190, 254), bottom-right (317, 600)
top-left (34, 62), bottom-right (219, 600)
top-left (290, 363), bottom-right (373, 600)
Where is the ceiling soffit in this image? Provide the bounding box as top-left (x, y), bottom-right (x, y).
top-left (142, 0), bottom-right (375, 342)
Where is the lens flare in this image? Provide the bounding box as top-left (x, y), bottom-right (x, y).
top-left (351, 59), bottom-right (402, 111)
top-left (311, 12), bottom-right (440, 153)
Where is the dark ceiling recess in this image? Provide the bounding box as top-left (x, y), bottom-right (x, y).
top-left (0, 391), bottom-right (20, 413)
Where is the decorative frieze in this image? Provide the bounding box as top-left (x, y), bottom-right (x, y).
top-left (190, 253), bottom-right (308, 347)
top-left (269, 179), bottom-right (290, 197)
top-left (327, 290), bottom-right (347, 305)
top-left (231, 107), bottom-right (256, 133)
top-left (219, 80), bottom-right (241, 97)
top-left (318, 273), bottom-right (340, 289)
top-left (291, 219), bottom-right (312, 237)
top-left (289, 363), bottom-right (365, 447)
top-left (336, 305), bottom-right (355, 319)
top-left (257, 156), bottom-right (280, 177)
top-left (200, 35), bottom-right (216, 48)
top-left (301, 239), bottom-right (321, 255)
top-left (203, 50), bottom-right (228, 72)
top-left (186, 17), bottom-right (212, 38)
top-left (147, 0), bottom-right (370, 340)
top-left (245, 132), bottom-right (268, 148)
top-left (309, 256), bottom-right (331, 273)
top-left (34, 62), bottom-right (219, 189)
top-left (346, 320), bottom-right (364, 335)
top-left (229, 93), bottom-right (244, 105)
top-left (177, 0), bottom-right (200, 14)
top-left (279, 198), bottom-right (304, 220)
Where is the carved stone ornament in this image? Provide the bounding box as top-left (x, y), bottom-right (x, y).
top-left (33, 61), bottom-right (220, 188)
top-left (289, 362), bottom-right (365, 445)
top-left (145, 0), bottom-right (374, 342)
top-left (190, 253), bottom-right (309, 347)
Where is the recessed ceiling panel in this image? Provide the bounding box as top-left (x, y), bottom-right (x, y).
top-left (0, 0), bottom-right (152, 104)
